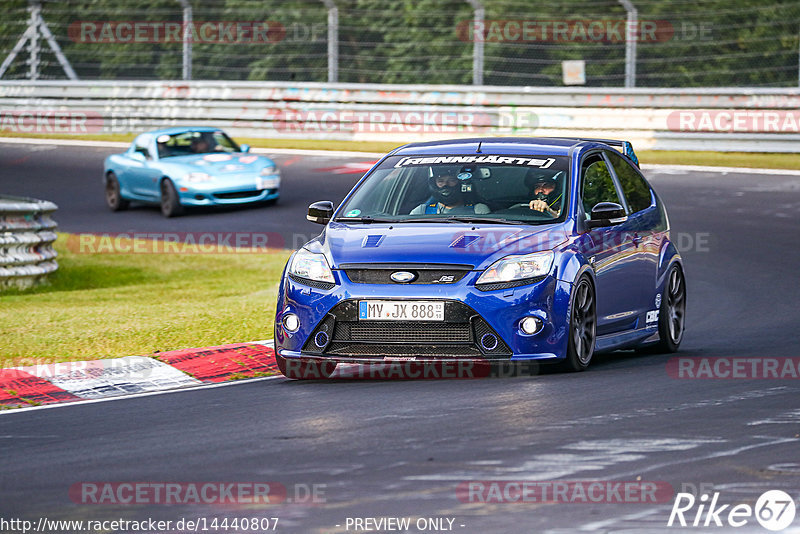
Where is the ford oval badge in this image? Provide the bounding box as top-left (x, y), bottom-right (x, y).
top-left (390, 271), bottom-right (416, 283)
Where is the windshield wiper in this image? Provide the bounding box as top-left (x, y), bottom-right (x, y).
top-left (437, 216), bottom-right (528, 225)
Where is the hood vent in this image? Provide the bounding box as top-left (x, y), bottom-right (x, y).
top-left (362, 235), bottom-right (385, 248)
top-left (450, 234), bottom-right (480, 248)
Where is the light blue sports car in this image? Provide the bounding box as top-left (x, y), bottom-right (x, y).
top-left (103, 127), bottom-right (280, 217)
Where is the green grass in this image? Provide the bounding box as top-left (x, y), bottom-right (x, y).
top-left (4, 130), bottom-right (800, 170)
top-left (636, 150), bottom-right (800, 170)
top-left (0, 234), bottom-right (290, 367)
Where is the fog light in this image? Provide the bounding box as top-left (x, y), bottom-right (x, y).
top-left (283, 313), bottom-right (300, 333)
top-left (521, 316), bottom-right (543, 335)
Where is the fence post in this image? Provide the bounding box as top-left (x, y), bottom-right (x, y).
top-left (178, 0), bottom-right (192, 80)
top-left (466, 0), bottom-right (484, 86)
top-left (27, 1), bottom-right (40, 80)
top-left (322, 0), bottom-right (338, 83)
top-left (618, 0), bottom-right (638, 88)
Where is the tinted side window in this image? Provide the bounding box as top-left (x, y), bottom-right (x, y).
top-left (581, 155), bottom-right (621, 217)
top-left (606, 151), bottom-right (653, 213)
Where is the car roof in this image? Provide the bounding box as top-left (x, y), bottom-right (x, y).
top-left (391, 137), bottom-right (621, 157)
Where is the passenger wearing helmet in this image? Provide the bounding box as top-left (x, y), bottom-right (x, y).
top-left (410, 166), bottom-right (490, 215)
top-left (523, 170), bottom-right (563, 217)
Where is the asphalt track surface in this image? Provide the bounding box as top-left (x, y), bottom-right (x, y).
top-left (2, 141), bottom-right (800, 533)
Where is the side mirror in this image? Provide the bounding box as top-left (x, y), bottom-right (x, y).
top-left (586, 202), bottom-right (627, 229)
top-left (129, 152), bottom-right (146, 162)
top-left (307, 201), bottom-right (334, 224)
top-left (239, 144), bottom-right (251, 153)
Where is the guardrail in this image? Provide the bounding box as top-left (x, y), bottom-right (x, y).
top-left (0, 196), bottom-right (58, 290)
top-left (2, 81), bottom-right (800, 152)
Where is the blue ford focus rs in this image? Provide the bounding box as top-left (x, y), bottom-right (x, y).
top-left (274, 137), bottom-right (686, 378)
top-left (104, 127), bottom-right (280, 217)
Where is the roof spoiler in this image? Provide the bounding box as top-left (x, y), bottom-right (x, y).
top-left (576, 138), bottom-right (640, 167)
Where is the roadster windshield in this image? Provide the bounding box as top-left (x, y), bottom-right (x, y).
top-left (336, 155), bottom-right (570, 224)
top-left (156, 130), bottom-right (241, 158)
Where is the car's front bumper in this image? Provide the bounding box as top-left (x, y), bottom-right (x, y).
top-left (275, 268), bottom-right (573, 364)
top-left (178, 187), bottom-right (279, 206)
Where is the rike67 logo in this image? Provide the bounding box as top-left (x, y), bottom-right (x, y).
top-left (668, 490), bottom-right (796, 531)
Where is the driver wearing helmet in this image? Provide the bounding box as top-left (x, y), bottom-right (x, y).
top-left (410, 166), bottom-right (490, 215)
top-left (524, 170), bottom-right (563, 217)
top-left (191, 137), bottom-right (210, 154)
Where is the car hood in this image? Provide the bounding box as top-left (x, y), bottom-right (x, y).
top-left (314, 222), bottom-right (569, 271)
top-left (159, 153), bottom-right (273, 175)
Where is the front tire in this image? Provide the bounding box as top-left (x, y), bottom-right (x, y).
top-left (105, 172), bottom-right (129, 211)
top-left (651, 265), bottom-right (686, 353)
top-left (563, 276), bottom-right (597, 372)
top-left (160, 178), bottom-right (184, 218)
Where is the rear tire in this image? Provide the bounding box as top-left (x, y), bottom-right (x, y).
top-left (562, 276), bottom-right (597, 372)
top-left (650, 265), bottom-right (686, 353)
top-left (275, 353), bottom-right (337, 380)
top-left (105, 172), bottom-right (129, 211)
top-left (160, 178), bottom-right (184, 218)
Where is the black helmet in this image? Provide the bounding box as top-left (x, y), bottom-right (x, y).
top-left (429, 166), bottom-right (462, 204)
top-left (525, 169), bottom-right (560, 204)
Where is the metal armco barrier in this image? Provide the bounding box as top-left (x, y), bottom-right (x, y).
top-left (2, 81), bottom-right (800, 152)
top-left (0, 196), bottom-right (58, 290)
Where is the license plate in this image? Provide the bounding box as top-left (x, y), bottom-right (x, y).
top-left (358, 300), bottom-right (444, 321)
top-left (256, 177), bottom-right (280, 190)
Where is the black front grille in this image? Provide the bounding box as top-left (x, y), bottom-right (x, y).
top-left (325, 343), bottom-right (482, 357)
top-left (214, 189), bottom-right (263, 199)
top-left (335, 321), bottom-right (472, 343)
top-left (301, 300), bottom-right (511, 359)
top-left (344, 269), bottom-right (469, 284)
top-left (340, 263), bottom-right (472, 285)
